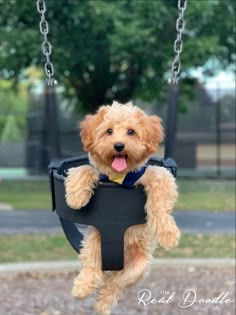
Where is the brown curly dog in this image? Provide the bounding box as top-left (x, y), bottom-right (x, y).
top-left (65, 101), bottom-right (180, 315)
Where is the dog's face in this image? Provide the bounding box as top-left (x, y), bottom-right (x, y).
top-left (80, 101), bottom-right (163, 174)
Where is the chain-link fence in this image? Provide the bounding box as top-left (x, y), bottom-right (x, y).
top-left (24, 88), bottom-right (82, 174)
top-left (152, 84), bottom-right (235, 177)
top-left (0, 111), bottom-right (26, 168)
top-left (1, 84), bottom-right (235, 178)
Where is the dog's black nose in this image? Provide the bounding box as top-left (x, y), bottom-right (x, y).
top-left (114, 143), bottom-right (125, 152)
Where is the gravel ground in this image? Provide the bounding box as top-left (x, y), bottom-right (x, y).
top-left (0, 266), bottom-right (235, 315)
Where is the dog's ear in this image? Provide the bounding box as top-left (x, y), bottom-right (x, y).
top-left (146, 115), bottom-right (164, 153)
top-left (80, 106), bottom-right (107, 151)
top-left (80, 115), bottom-right (95, 152)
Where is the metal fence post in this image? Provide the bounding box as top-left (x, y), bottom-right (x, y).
top-left (216, 86), bottom-right (221, 177)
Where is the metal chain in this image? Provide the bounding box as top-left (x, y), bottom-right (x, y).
top-left (36, 0), bottom-right (56, 86)
top-left (170, 0), bottom-right (187, 85)
top-left (36, 0), bottom-right (186, 86)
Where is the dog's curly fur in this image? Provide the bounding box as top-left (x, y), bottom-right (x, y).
top-left (65, 101), bottom-right (180, 315)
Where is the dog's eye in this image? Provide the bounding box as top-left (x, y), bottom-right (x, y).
top-left (106, 128), bottom-right (113, 135)
top-left (127, 129), bottom-right (135, 135)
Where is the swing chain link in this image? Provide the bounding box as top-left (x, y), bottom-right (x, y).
top-left (36, 0), bottom-right (56, 86)
top-left (36, 0), bottom-right (186, 86)
top-left (170, 0), bottom-right (187, 85)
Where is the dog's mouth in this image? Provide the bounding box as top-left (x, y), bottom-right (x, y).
top-left (111, 154), bottom-right (128, 172)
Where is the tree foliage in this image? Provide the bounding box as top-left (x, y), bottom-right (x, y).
top-left (0, 81), bottom-right (27, 138)
top-left (0, 0), bottom-right (235, 113)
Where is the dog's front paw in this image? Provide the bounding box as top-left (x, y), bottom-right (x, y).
top-left (158, 226), bottom-right (180, 249)
top-left (66, 189), bottom-right (92, 209)
top-left (65, 165), bottom-right (98, 209)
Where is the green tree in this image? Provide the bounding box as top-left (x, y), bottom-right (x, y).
top-left (0, 0), bottom-right (235, 113)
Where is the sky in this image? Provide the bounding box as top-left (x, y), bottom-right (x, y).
top-left (193, 70), bottom-right (236, 100)
top-left (205, 71), bottom-right (235, 89)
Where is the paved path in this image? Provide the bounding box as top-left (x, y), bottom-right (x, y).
top-left (0, 210), bottom-right (235, 235)
top-left (174, 210), bottom-right (235, 234)
top-left (0, 259), bottom-right (235, 275)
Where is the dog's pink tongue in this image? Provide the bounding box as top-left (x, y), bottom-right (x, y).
top-left (112, 156), bottom-right (127, 172)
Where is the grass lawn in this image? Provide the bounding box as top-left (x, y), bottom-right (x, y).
top-left (177, 179), bottom-right (235, 211)
top-left (0, 234), bottom-right (234, 263)
top-left (0, 179), bottom-right (235, 211)
top-left (0, 180), bottom-right (51, 209)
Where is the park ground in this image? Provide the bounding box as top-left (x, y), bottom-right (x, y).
top-left (0, 178), bottom-right (235, 263)
top-left (0, 177), bottom-right (235, 315)
top-left (0, 264), bottom-right (234, 315)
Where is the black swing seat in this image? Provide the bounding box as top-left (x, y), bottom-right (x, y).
top-left (49, 155), bottom-right (177, 271)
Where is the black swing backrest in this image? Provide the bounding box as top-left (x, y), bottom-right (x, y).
top-left (49, 155), bottom-right (177, 270)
